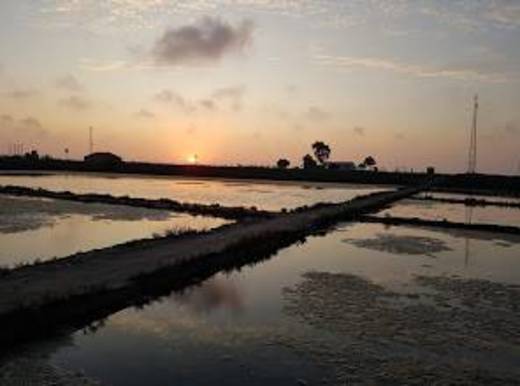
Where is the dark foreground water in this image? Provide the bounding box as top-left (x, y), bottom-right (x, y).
top-left (5, 222), bottom-right (518, 385)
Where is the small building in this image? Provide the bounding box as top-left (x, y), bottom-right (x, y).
top-left (84, 152), bottom-right (123, 168)
top-left (326, 161), bottom-right (357, 171)
top-left (426, 166), bottom-right (435, 175)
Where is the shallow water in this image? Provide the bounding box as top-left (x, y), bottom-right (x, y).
top-left (38, 222), bottom-right (520, 385)
top-left (0, 171), bottom-right (388, 211)
top-left (0, 195), bottom-right (228, 267)
top-left (377, 198), bottom-right (520, 227)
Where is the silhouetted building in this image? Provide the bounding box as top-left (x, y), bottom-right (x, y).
top-left (84, 152), bottom-right (123, 168)
top-left (327, 161), bottom-right (356, 171)
top-left (427, 166), bottom-right (435, 175)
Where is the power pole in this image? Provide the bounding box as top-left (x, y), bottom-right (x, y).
top-left (467, 94), bottom-right (478, 174)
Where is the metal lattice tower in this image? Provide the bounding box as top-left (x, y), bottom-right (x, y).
top-left (467, 94), bottom-right (478, 174)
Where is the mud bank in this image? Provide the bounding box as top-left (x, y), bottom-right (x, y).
top-left (358, 215), bottom-right (520, 235)
top-left (0, 186), bottom-right (423, 347)
top-left (0, 185), bottom-right (273, 220)
top-left (412, 195), bottom-right (520, 208)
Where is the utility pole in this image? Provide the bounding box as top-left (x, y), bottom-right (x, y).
top-left (467, 94), bottom-right (478, 174)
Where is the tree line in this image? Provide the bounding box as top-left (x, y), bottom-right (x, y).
top-left (276, 141), bottom-right (377, 171)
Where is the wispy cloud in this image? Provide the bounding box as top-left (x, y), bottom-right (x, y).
top-left (55, 74), bottom-right (84, 92)
top-left (38, 1), bottom-right (520, 34)
top-left (211, 85), bottom-right (246, 111)
top-left (58, 95), bottom-right (91, 110)
top-left (353, 126), bottom-right (365, 136)
top-left (79, 58), bottom-right (128, 72)
top-left (305, 106), bottom-right (330, 122)
top-left (1, 115), bottom-right (48, 138)
top-left (5, 89), bottom-right (39, 100)
top-left (313, 54), bottom-right (515, 82)
top-left (134, 108), bottom-right (155, 119)
top-left (153, 86), bottom-right (246, 113)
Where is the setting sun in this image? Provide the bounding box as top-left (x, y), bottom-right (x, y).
top-left (187, 154), bottom-right (199, 164)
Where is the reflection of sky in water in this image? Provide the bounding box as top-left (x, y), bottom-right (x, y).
top-left (377, 199), bottom-right (520, 227)
top-left (0, 195), bottom-right (228, 266)
top-left (49, 223), bottom-right (520, 385)
top-left (0, 172), bottom-right (389, 211)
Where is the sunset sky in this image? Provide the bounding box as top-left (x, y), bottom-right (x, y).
top-left (1, 1), bottom-right (519, 174)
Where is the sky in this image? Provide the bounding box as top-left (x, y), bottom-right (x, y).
top-left (0, 0), bottom-right (519, 174)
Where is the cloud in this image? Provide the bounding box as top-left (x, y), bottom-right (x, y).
top-left (5, 89), bottom-right (39, 99)
top-left (394, 132), bottom-right (406, 140)
top-left (58, 95), bottom-right (91, 110)
top-left (199, 99), bottom-right (217, 110)
top-left (211, 85), bottom-right (246, 111)
top-left (135, 108), bottom-right (155, 118)
top-left (305, 106), bottom-right (330, 122)
top-left (20, 116), bottom-right (43, 129)
top-left (79, 58), bottom-right (128, 72)
top-left (153, 86), bottom-right (246, 113)
top-left (485, 1), bottom-right (520, 28)
top-left (55, 74), bottom-right (84, 92)
top-left (353, 126), bottom-right (365, 136)
top-left (1, 114), bottom-right (13, 123)
top-left (0, 115), bottom-right (48, 144)
top-left (152, 17), bottom-right (253, 65)
top-left (153, 89), bottom-right (194, 113)
top-left (313, 54), bottom-right (515, 83)
top-left (505, 122), bottom-right (519, 135)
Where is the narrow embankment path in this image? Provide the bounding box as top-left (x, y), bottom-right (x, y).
top-left (0, 185), bottom-right (424, 319)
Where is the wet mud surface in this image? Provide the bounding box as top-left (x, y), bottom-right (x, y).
top-left (343, 233), bottom-right (452, 256)
top-left (0, 195), bottom-right (173, 234)
top-left (283, 272), bottom-right (520, 384)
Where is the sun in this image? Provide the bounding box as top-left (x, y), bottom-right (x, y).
top-left (187, 154), bottom-right (199, 164)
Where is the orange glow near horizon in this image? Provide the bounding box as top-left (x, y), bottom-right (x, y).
top-left (187, 154), bottom-right (199, 164)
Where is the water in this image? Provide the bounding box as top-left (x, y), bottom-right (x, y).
top-left (377, 198), bottom-right (520, 227)
top-left (37, 222), bottom-right (520, 385)
top-left (0, 195), bottom-right (228, 267)
top-left (0, 171), bottom-right (389, 211)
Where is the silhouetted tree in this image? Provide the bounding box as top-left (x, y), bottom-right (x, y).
top-left (364, 156), bottom-right (376, 167)
top-left (311, 141), bottom-right (331, 165)
top-left (302, 154), bottom-right (318, 169)
top-left (276, 158), bottom-right (290, 169)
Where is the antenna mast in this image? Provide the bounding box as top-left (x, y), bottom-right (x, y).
top-left (89, 126), bottom-right (94, 154)
top-left (467, 94), bottom-right (478, 174)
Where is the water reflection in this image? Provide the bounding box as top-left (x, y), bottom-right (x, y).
top-left (0, 172), bottom-right (389, 211)
top-left (173, 277), bottom-right (244, 315)
top-left (377, 199), bottom-right (520, 227)
top-left (0, 195), bottom-right (228, 266)
top-left (3, 222), bottom-right (520, 385)
top-left (464, 206), bottom-right (473, 267)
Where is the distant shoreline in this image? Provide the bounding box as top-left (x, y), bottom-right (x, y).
top-left (0, 158), bottom-right (519, 197)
